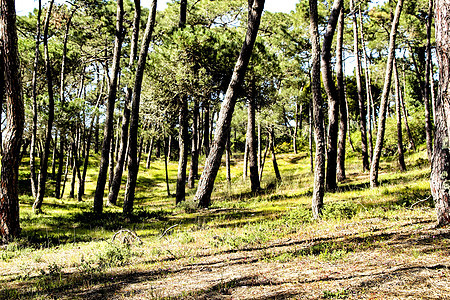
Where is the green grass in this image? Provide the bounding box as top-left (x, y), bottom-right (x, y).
top-left (1, 146), bottom-right (442, 299)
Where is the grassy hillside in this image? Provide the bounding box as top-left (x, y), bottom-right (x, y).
top-left (1, 147), bottom-right (449, 299)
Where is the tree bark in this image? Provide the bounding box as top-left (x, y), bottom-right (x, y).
top-left (424, 0), bottom-right (434, 160)
top-left (322, 0), bottom-right (342, 192)
top-left (93, 0), bottom-right (124, 214)
top-left (310, 0), bottom-right (326, 219)
top-left (176, 97), bottom-right (189, 204)
top-left (393, 58), bottom-right (406, 171)
top-left (123, 0), bottom-right (157, 214)
top-left (293, 101), bottom-right (299, 154)
top-left (188, 99), bottom-right (199, 189)
top-left (247, 79), bottom-right (260, 192)
top-left (309, 102), bottom-right (314, 173)
top-left (0, 0), bottom-right (25, 242)
top-left (145, 137), bottom-right (153, 169)
top-left (351, 0), bottom-right (370, 171)
top-left (30, 0), bottom-right (41, 199)
top-left (194, 0), bottom-right (265, 208)
top-left (430, 0), bottom-right (450, 227)
top-left (203, 100), bottom-right (210, 156)
top-left (33, 0), bottom-right (55, 213)
top-left (336, 8), bottom-right (347, 182)
top-left (369, 0), bottom-right (403, 187)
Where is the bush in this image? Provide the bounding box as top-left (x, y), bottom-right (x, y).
top-left (322, 201), bottom-right (358, 220)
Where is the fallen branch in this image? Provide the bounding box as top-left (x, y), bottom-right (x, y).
top-left (160, 224), bottom-right (179, 239)
top-left (408, 195), bottom-right (432, 210)
top-left (112, 228), bottom-right (143, 245)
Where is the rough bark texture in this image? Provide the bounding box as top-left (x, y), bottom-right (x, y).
top-left (188, 99), bottom-right (199, 189)
top-left (309, 0), bottom-right (325, 219)
top-left (247, 80), bottom-right (260, 192)
top-left (93, 0), bottom-right (124, 214)
top-left (203, 101), bottom-right (210, 156)
top-left (336, 8), bottom-right (347, 182)
top-left (430, 0), bottom-right (450, 227)
top-left (123, 0), bottom-right (157, 214)
top-left (29, 0), bottom-right (41, 199)
top-left (351, 0), bottom-right (370, 172)
top-left (393, 59), bottom-right (406, 171)
top-left (33, 0), bottom-right (55, 213)
top-left (0, 0), bottom-right (25, 242)
top-left (322, 0), bottom-right (342, 192)
top-left (369, 0), bottom-right (403, 188)
top-left (194, 0), bottom-right (265, 208)
top-left (176, 98), bottom-right (189, 204)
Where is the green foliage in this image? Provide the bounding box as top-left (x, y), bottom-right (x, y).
top-left (322, 201), bottom-right (359, 220)
top-left (322, 289), bottom-right (349, 299)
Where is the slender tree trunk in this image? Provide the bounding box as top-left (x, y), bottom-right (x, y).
top-left (257, 121), bottom-right (261, 172)
top-left (188, 99), bottom-right (199, 188)
top-left (431, 0), bottom-right (450, 226)
top-left (226, 130), bottom-right (232, 185)
top-left (309, 102), bottom-right (314, 173)
top-left (247, 79), bottom-right (260, 192)
top-left (60, 146), bottom-right (71, 198)
top-left (0, 0), bottom-right (25, 241)
top-left (108, 132), bottom-right (115, 192)
top-left (51, 135), bottom-right (57, 179)
top-left (93, 0), bottom-right (124, 214)
top-left (270, 126), bottom-right (281, 181)
top-left (322, 0), bottom-right (342, 192)
top-left (33, 0), bottom-right (55, 213)
top-left (360, 7), bottom-right (373, 160)
top-left (259, 133), bottom-right (269, 182)
top-left (393, 58), bottom-right (406, 171)
top-left (351, 0), bottom-right (369, 171)
top-left (163, 134), bottom-right (171, 197)
top-left (424, 0), bottom-right (434, 160)
top-left (370, 0), bottom-right (403, 187)
top-left (399, 79), bottom-right (416, 151)
top-left (203, 100), bottom-right (210, 156)
top-left (29, 0), bottom-right (41, 199)
top-left (55, 8), bottom-right (75, 198)
top-left (194, 0), bottom-right (265, 208)
top-left (336, 8), bottom-right (347, 182)
top-left (243, 138), bottom-right (248, 180)
top-left (123, 0), bottom-right (157, 214)
top-left (293, 100), bottom-right (299, 154)
top-left (176, 97), bottom-right (189, 204)
top-left (310, 0), bottom-right (326, 219)
top-left (146, 137), bottom-right (153, 169)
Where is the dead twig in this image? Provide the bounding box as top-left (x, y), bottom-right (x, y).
top-left (112, 228), bottom-right (143, 245)
top-left (408, 195), bottom-right (432, 210)
top-left (160, 224), bottom-right (179, 239)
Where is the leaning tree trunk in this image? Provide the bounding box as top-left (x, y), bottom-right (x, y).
top-left (370, 0), bottom-right (403, 187)
top-left (393, 58), bottom-right (406, 171)
top-left (30, 0), bottom-right (41, 199)
top-left (430, 0), bottom-right (450, 227)
top-left (33, 0), bottom-right (55, 213)
top-left (0, 0), bottom-right (25, 242)
top-left (123, 0), bottom-right (157, 214)
top-left (336, 7), bottom-right (347, 182)
top-left (310, 0), bottom-right (326, 219)
top-left (194, 0), bottom-right (265, 208)
top-left (93, 0), bottom-right (124, 214)
top-left (322, 0), bottom-right (342, 192)
top-left (351, 0), bottom-right (369, 171)
top-left (247, 78), bottom-right (260, 192)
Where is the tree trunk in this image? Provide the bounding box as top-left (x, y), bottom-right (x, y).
top-left (145, 136), bottom-right (153, 169)
top-left (270, 126), bottom-right (281, 181)
top-left (243, 138), bottom-right (248, 179)
top-left (51, 135), bottom-right (57, 179)
top-left (226, 130), bottom-right (232, 184)
top-left (55, 8), bottom-right (75, 199)
top-left (259, 133), bottom-right (269, 182)
top-left (293, 101), bottom-right (299, 154)
top-left (194, 0), bottom-right (265, 208)
top-left (309, 0), bottom-right (326, 219)
top-left (393, 58), bottom-right (406, 171)
top-left (60, 146), bottom-right (71, 198)
top-left (203, 100), bottom-right (210, 156)
top-left (336, 8), bottom-right (347, 182)
top-left (176, 97), bottom-right (189, 204)
top-left (93, 0), bottom-right (124, 214)
top-left (247, 79), bottom-right (260, 192)
top-left (108, 132), bottom-right (115, 192)
top-left (351, 0), bottom-right (369, 171)
top-left (123, 0), bottom-right (157, 214)
top-left (0, 0), bottom-right (25, 241)
top-left (163, 134), bottom-right (171, 197)
top-left (188, 99), bottom-right (199, 188)
top-left (424, 0), bottom-right (434, 160)
top-left (322, 0), bottom-right (342, 192)
top-left (369, 0), bottom-right (403, 187)
top-left (309, 102), bottom-right (314, 173)
top-left (30, 0), bottom-right (41, 199)
top-left (33, 0), bottom-right (55, 213)
top-left (430, 0), bottom-right (450, 227)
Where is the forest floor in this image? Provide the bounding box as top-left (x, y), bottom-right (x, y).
top-left (1, 148), bottom-right (449, 299)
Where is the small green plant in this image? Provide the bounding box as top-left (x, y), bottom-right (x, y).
top-left (96, 243), bottom-right (132, 269)
top-left (323, 201), bottom-right (358, 220)
top-left (322, 289), bottom-right (349, 299)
